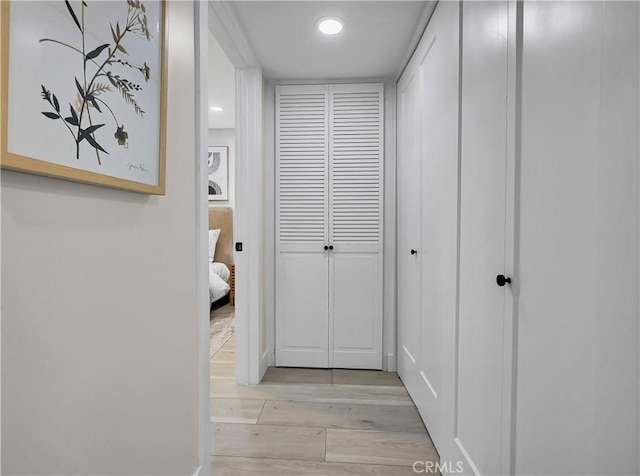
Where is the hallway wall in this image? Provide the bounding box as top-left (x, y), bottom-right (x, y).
top-left (1, 2), bottom-right (200, 474)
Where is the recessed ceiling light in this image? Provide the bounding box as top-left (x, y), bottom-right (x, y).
top-left (210, 106), bottom-right (223, 112)
top-left (317, 17), bottom-right (343, 35)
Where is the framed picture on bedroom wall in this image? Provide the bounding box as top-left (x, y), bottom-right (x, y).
top-left (207, 146), bottom-right (229, 201)
top-left (0, 0), bottom-right (168, 195)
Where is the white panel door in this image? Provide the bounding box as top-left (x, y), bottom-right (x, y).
top-left (397, 70), bottom-right (423, 388)
top-left (416, 0), bottom-right (460, 454)
top-left (456, 1), bottom-right (511, 475)
top-left (397, 0), bottom-right (461, 460)
top-left (517, 2), bottom-right (639, 474)
top-left (329, 83), bottom-right (383, 370)
top-left (276, 84), bottom-right (330, 367)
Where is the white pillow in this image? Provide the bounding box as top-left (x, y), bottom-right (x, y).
top-left (210, 262), bottom-right (231, 282)
top-left (209, 229), bottom-right (221, 262)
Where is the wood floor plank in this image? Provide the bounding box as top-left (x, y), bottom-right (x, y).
top-left (210, 379), bottom-right (414, 406)
top-left (326, 429), bottom-right (439, 467)
top-left (332, 369), bottom-right (403, 387)
top-left (210, 303), bottom-right (234, 319)
top-left (213, 339), bottom-right (235, 354)
top-left (258, 400), bottom-right (426, 433)
top-left (211, 362), bottom-right (235, 380)
top-left (212, 423), bottom-right (326, 461)
top-left (211, 398), bottom-right (265, 424)
top-left (218, 344), bottom-right (235, 354)
top-left (212, 345), bottom-right (235, 356)
top-left (211, 351), bottom-right (235, 364)
top-left (212, 342), bottom-right (235, 359)
top-left (212, 456), bottom-right (420, 475)
top-left (263, 367), bottom-right (332, 384)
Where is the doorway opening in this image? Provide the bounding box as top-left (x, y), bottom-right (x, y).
top-left (207, 31), bottom-right (238, 381)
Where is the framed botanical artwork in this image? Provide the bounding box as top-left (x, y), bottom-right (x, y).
top-left (207, 146), bottom-right (228, 201)
top-left (1, 0), bottom-right (167, 194)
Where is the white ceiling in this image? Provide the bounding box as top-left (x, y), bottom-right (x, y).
top-left (229, 1), bottom-right (431, 80)
top-left (208, 32), bottom-right (236, 129)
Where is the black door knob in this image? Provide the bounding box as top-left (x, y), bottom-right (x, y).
top-left (324, 245), bottom-right (329, 251)
top-left (329, 245), bottom-right (334, 250)
top-left (496, 274), bottom-right (512, 286)
top-left (410, 249), bottom-right (417, 255)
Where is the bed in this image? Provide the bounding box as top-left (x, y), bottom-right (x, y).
top-left (208, 206), bottom-right (234, 307)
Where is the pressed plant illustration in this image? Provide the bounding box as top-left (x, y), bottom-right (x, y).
top-left (40, 0), bottom-right (152, 165)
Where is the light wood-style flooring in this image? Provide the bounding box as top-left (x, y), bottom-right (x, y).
top-left (210, 307), bottom-right (439, 475)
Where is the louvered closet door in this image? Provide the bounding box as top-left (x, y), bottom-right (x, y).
top-left (329, 83), bottom-right (383, 369)
top-left (275, 84), bottom-right (330, 368)
top-left (275, 83), bottom-right (384, 369)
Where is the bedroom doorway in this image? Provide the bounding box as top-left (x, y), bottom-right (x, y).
top-left (207, 31), bottom-right (238, 379)
top-left (204, 2), bottom-right (266, 389)
top-left (195, 2), bottom-right (267, 473)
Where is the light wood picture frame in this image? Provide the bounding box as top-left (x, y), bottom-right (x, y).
top-left (1, 0), bottom-right (167, 195)
top-left (207, 146), bottom-right (229, 201)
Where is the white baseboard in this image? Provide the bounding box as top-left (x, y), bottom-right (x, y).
top-left (192, 464), bottom-right (204, 476)
top-left (259, 349), bottom-right (269, 381)
top-left (386, 353), bottom-right (398, 372)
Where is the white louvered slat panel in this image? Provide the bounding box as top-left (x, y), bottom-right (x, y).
top-left (277, 85), bottom-right (329, 244)
top-left (330, 84), bottom-right (383, 244)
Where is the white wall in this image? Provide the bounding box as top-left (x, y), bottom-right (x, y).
top-left (208, 128), bottom-right (235, 209)
top-left (382, 80), bottom-right (397, 372)
top-left (207, 32), bottom-right (236, 129)
top-left (1, 2), bottom-right (201, 474)
top-left (265, 81), bottom-right (276, 368)
top-left (261, 79), bottom-right (270, 374)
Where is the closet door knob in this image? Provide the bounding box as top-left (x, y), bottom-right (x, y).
top-left (324, 245), bottom-right (329, 251)
top-left (410, 249), bottom-right (417, 255)
top-left (496, 274), bottom-right (512, 286)
top-left (329, 245), bottom-right (334, 250)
